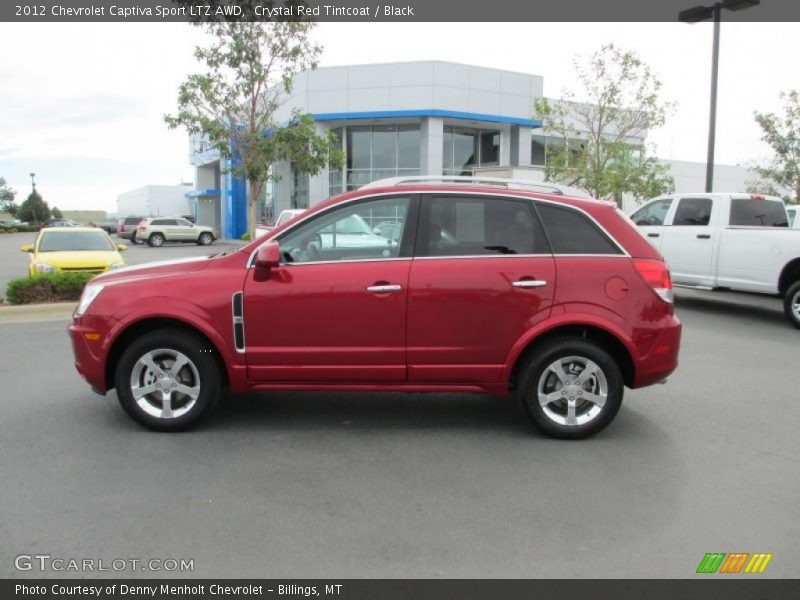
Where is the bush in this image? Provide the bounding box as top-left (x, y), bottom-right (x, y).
top-left (241, 231), bottom-right (251, 241)
top-left (0, 224), bottom-right (39, 233)
top-left (6, 272), bottom-right (96, 305)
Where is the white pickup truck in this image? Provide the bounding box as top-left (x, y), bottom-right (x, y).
top-left (630, 193), bottom-right (800, 329)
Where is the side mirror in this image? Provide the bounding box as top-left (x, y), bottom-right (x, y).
top-left (255, 241), bottom-right (281, 270)
top-left (117, 244), bottom-right (128, 252)
top-left (20, 245), bottom-right (34, 253)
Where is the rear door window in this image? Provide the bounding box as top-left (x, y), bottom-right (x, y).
top-left (416, 195), bottom-right (548, 257)
top-left (729, 198), bottom-right (788, 227)
top-left (535, 203), bottom-right (622, 255)
top-left (673, 198), bottom-right (713, 226)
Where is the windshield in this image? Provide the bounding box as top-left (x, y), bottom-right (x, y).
top-left (38, 231), bottom-right (116, 252)
top-left (275, 210), bottom-right (305, 227)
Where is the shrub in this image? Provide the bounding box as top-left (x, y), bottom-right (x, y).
top-left (6, 272), bottom-right (96, 305)
top-left (241, 231), bottom-right (251, 241)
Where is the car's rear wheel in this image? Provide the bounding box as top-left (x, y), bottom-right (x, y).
top-left (131, 232), bottom-right (143, 245)
top-left (518, 337), bottom-right (623, 439)
top-left (148, 233), bottom-right (164, 247)
top-left (783, 280), bottom-right (800, 330)
top-left (197, 232), bottom-right (214, 245)
top-left (114, 330), bottom-right (221, 431)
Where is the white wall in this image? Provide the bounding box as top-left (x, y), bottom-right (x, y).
top-left (275, 61), bottom-right (544, 123)
top-left (117, 184), bottom-right (192, 217)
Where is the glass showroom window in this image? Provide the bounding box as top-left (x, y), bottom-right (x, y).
top-left (328, 128), bottom-right (344, 198)
top-left (291, 167), bottom-right (309, 209)
top-left (442, 126), bottom-right (500, 175)
top-left (530, 135), bottom-right (568, 167)
top-left (256, 182), bottom-right (275, 224)
top-left (345, 125), bottom-right (421, 191)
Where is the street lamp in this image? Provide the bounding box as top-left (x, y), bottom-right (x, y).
top-left (679, 0), bottom-right (760, 192)
top-left (30, 172), bottom-right (36, 193)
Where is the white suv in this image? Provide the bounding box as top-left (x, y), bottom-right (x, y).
top-left (137, 217), bottom-right (216, 247)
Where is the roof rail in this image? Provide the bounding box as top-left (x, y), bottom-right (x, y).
top-left (360, 175), bottom-right (592, 198)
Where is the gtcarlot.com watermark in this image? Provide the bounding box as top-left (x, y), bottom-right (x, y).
top-left (14, 554), bottom-right (194, 573)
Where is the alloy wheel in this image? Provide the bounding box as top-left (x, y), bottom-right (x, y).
top-left (129, 348), bottom-right (201, 419)
top-left (536, 355), bottom-right (608, 427)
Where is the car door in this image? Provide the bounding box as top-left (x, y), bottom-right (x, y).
top-left (659, 196), bottom-right (717, 286)
top-left (630, 197), bottom-right (673, 252)
top-left (174, 219), bottom-right (194, 241)
top-left (406, 194), bottom-right (555, 384)
top-left (243, 194), bottom-right (418, 382)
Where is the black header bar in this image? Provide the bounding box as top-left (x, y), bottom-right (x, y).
top-left (2, 0), bottom-right (799, 22)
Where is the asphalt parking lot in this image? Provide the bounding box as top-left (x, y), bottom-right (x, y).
top-left (0, 238), bottom-right (798, 579)
top-left (0, 231), bottom-right (244, 301)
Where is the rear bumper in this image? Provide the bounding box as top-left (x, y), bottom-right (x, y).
top-left (68, 316), bottom-right (113, 394)
top-left (632, 314), bottom-right (682, 388)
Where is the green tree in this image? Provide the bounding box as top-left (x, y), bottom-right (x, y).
top-left (165, 20), bottom-right (344, 239)
top-left (0, 177), bottom-right (17, 216)
top-left (533, 44), bottom-right (675, 205)
top-left (17, 191), bottom-right (50, 224)
top-left (745, 90), bottom-right (800, 202)
top-left (50, 206), bottom-right (63, 219)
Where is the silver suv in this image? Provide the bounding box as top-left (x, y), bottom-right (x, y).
top-left (136, 217), bottom-right (216, 247)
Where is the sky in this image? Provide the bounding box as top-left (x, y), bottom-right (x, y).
top-left (0, 21), bottom-right (797, 213)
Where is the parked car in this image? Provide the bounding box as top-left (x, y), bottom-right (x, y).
top-left (116, 215), bottom-right (146, 244)
top-left (20, 227), bottom-right (127, 275)
top-left (372, 220), bottom-right (404, 242)
top-left (786, 205), bottom-right (799, 229)
top-left (45, 219), bottom-right (83, 228)
top-left (69, 177), bottom-right (681, 438)
top-left (90, 220), bottom-right (118, 234)
top-left (631, 193), bottom-right (800, 328)
top-left (0, 219), bottom-right (23, 229)
top-left (135, 216), bottom-right (216, 247)
top-left (255, 209), bottom-right (307, 238)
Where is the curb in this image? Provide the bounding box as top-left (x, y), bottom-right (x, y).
top-left (0, 302), bottom-right (77, 325)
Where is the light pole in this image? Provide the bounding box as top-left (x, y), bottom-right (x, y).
top-left (679, 0), bottom-right (760, 193)
top-left (30, 172), bottom-right (36, 193)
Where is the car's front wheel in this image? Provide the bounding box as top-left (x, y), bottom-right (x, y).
top-left (114, 330), bottom-right (221, 431)
top-left (148, 233), bottom-right (164, 247)
top-left (783, 280), bottom-right (800, 330)
top-left (518, 337), bottom-right (623, 439)
top-left (197, 232), bottom-right (214, 245)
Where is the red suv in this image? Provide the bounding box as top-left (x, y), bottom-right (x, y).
top-left (68, 178), bottom-right (681, 438)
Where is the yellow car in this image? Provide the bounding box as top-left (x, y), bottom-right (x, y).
top-left (21, 227), bottom-right (128, 276)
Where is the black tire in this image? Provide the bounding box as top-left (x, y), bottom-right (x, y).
top-left (197, 232), bottom-right (214, 246)
top-left (148, 233), bottom-right (165, 247)
top-left (517, 337), bottom-right (624, 439)
top-left (114, 329), bottom-right (221, 431)
top-left (783, 280), bottom-right (800, 330)
top-left (131, 232), bottom-right (143, 245)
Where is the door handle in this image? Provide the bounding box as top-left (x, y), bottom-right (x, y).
top-left (647, 233), bottom-right (660, 238)
top-left (512, 280), bottom-right (547, 288)
top-left (697, 234), bottom-right (711, 239)
top-left (366, 284), bottom-right (402, 293)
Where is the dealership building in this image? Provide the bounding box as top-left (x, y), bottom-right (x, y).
top-left (188, 60), bottom-right (751, 239)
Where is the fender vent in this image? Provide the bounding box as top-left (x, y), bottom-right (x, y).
top-left (232, 291), bottom-right (245, 353)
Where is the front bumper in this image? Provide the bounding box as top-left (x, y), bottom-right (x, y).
top-left (632, 314), bottom-right (682, 388)
top-left (68, 315), bottom-right (115, 394)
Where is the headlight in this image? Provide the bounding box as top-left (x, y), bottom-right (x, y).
top-left (109, 262), bottom-right (126, 270)
top-left (34, 263), bottom-right (56, 274)
top-left (75, 284), bottom-right (105, 316)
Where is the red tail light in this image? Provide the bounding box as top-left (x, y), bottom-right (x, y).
top-left (119, 224), bottom-right (125, 232)
top-left (634, 259), bottom-right (673, 303)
